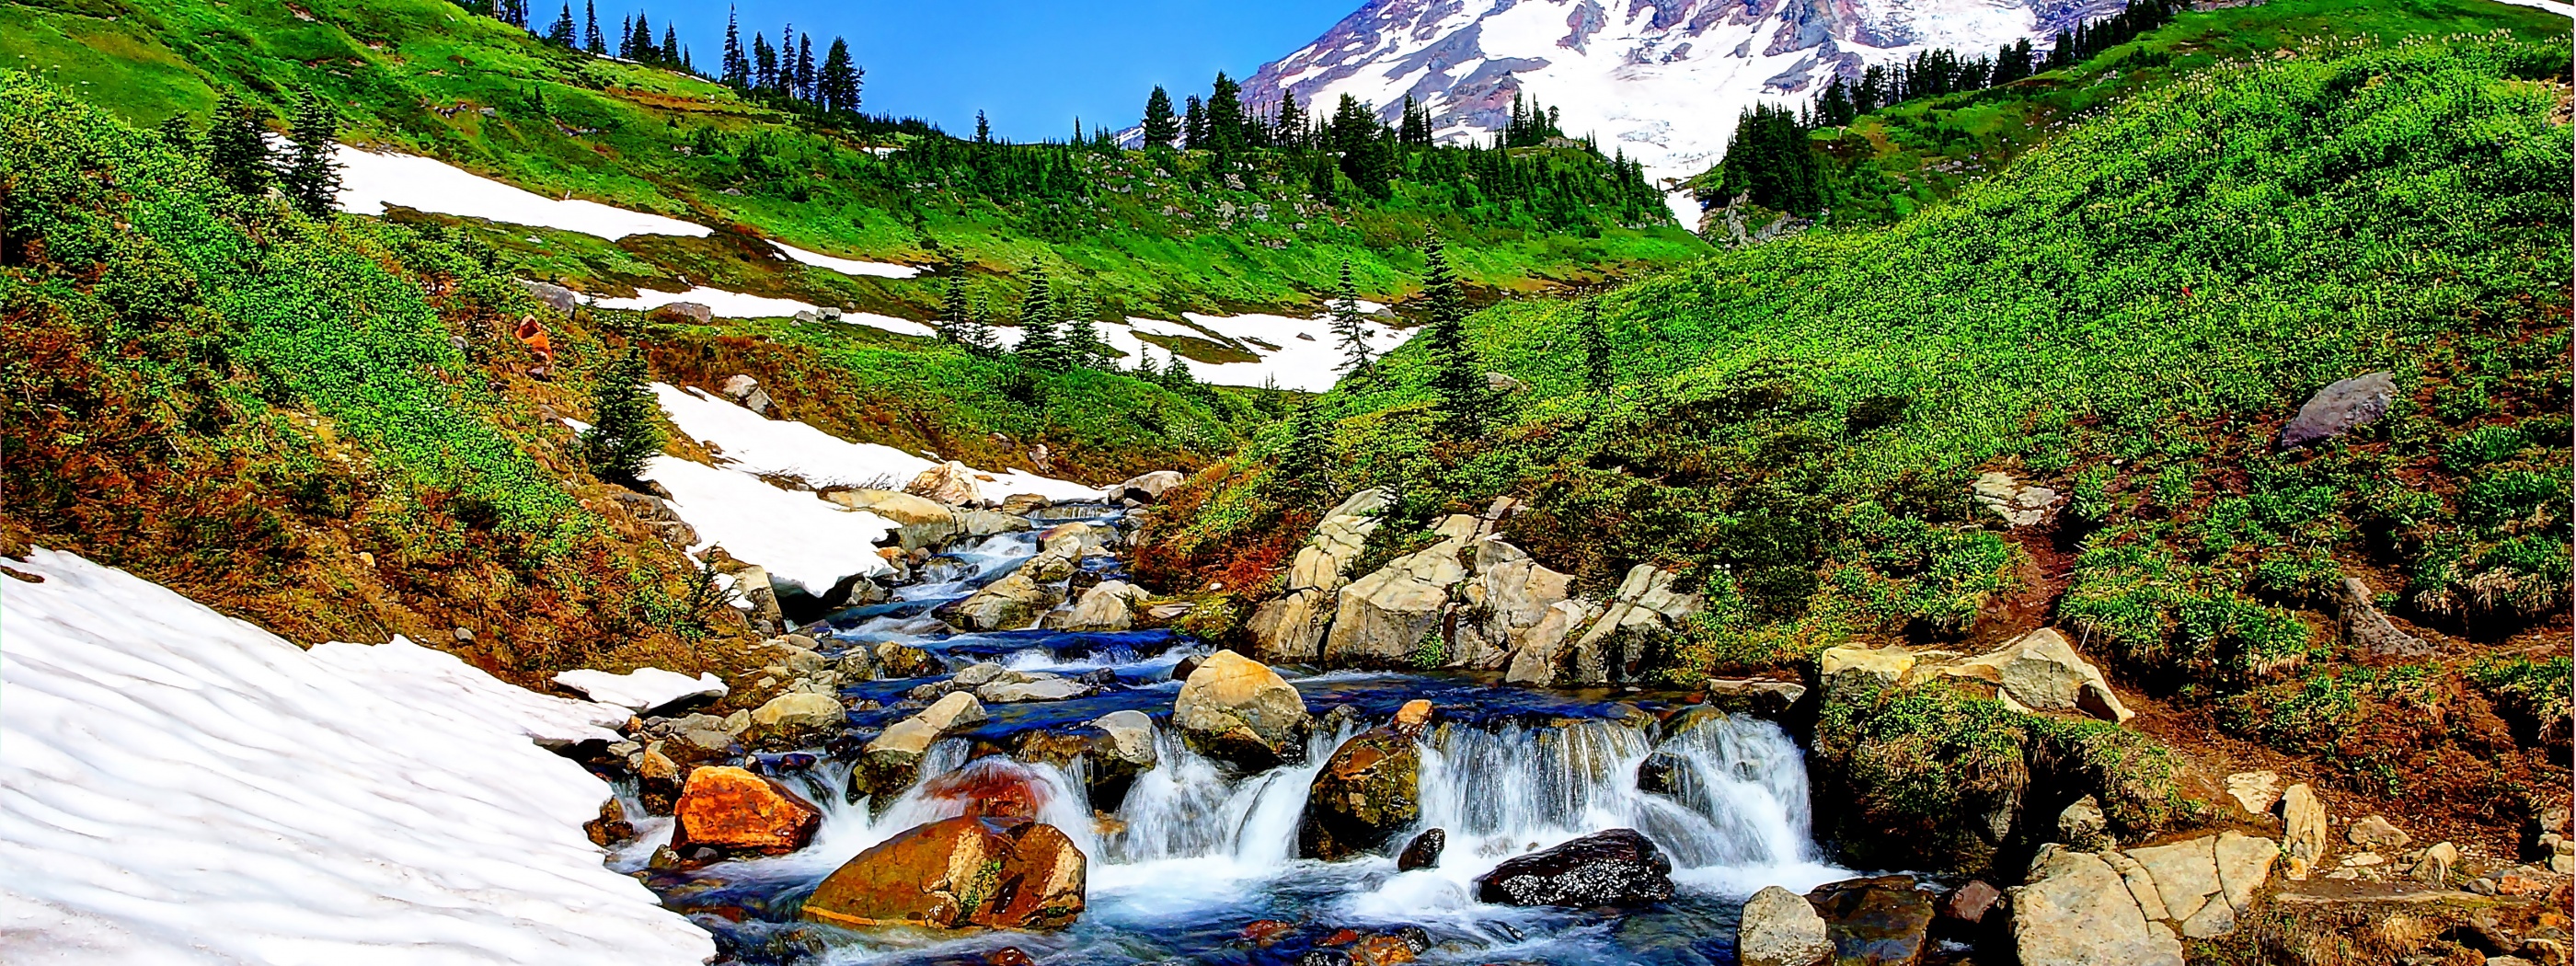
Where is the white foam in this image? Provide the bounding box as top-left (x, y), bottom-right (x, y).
top-left (0, 548), bottom-right (713, 965)
top-left (331, 145), bottom-right (710, 239)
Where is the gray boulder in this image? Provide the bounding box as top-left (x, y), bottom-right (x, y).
top-left (1322, 514), bottom-right (1481, 666)
top-left (1738, 885), bottom-right (1832, 966)
top-left (2280, 372), bottom-right (2395, 450)
top-left (2339, 576), bottom-right (2432, 659)
top-left (1248, 489), bottom-right (1392, 662)
top-left (2011, 849), bottom-right (2185, 966)
top-left (517, 278), bottom-right (578, 313)
top-left (947, 571), bottom-right (1062, 631)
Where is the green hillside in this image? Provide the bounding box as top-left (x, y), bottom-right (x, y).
top-left (0, 0), bottom-right (1703, 325)
top-left (1139, 27), bottom-right (2571, 857)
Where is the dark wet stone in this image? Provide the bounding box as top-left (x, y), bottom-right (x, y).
top-left (1299, 728), bottom-right (1421, 861)
top-left (1806, 875), bottom-right (1935, 965)
top-left (1636, 752), bottom-right (1688, 796)
top-left (1473, 828), bottom-right (1675, 908)
top-left (1397, 828), bottom-right (1445, 871)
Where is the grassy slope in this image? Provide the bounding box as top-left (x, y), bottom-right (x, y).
top-left (0, 0), bottom-right (1706, 322)
top-left (1144, 21), bottom-right (2572, 864)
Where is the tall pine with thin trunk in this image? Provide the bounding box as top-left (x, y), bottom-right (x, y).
top-left (1420, 244), bottom-right (1484, 437)
top-left (1328, 260), bottom-right (1374, 380)
top-left (282, 91), bottom-right (341, 218)
top-left (1141, 86), bottom-right (1179, 148)
top-left (1278, 399), bottom-right (1330, 500)
top-left (582, 0), bottom-right (603, 52)
top-left (1014, 266), bottom-right (1069, 372)
top-left (205, 91), bottom-right (271, 198)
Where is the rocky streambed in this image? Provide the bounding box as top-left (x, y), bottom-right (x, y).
top-left (573, 497), bottom-right (1857, 965)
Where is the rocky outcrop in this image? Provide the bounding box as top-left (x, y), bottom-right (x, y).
top-left (1450, 536), bottom-right (1573, 670)
top-left (1298, 728), bottom-right (1421, 861)
top-left (1820, 644), bottom-right (1916, 685)
top-left (1562, 564), bottom-right (1702, 685)
top-left (1322, 513), bottom-right (1484, 666)
top-left (1738, 885), bottom-right (1832, 966)
top-left (670, 765), bottom-right (822, 857)
top-left (1501, 599), bottom-right (1599, 686)
top-left (2012, 848), bottom-right (2186, 966)
top-left (908, 460), bottom-right (987, 507)
top-left (517, 278), bottom-right (578, 313)
top-left (947, 570), bottom-right (1063, 631)
top-left (717, 373), bottom-right (769, 412)
top-left (1945, 628), bottom-right (2133, 723)
top-left (1972, 471), bottom-right (2061, 527)
top-left (1105, 470), bottom-right (1185, 505)
top-left (2280, 782), bottom-right (2327, 880)
top-left (1248, 489), bottom-right (1391, 662)
top-left (2337, 576), bottom-right (2432, 659)
top-left (1702, 677), bottom-right (1809, 715)
top-left (1172, 650), bottom-right (1311, 769)
top-left (2279, 371), bottom-right (2395, 450)
top-left (1806, 876), bottom-right (1935, 966)
top-left (1053, 581), bottom-right (1149, 632)
top-left (801, 815), bottom-right (1086, 930)
top-left (1473, 828), bottom-right (1675, 907)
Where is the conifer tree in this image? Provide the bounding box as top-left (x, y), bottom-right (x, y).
top-left (582, 0), bottom-right (603, 52)
top-left (1205, 72), bottom-right (1247, 154)
top-left (752, 33), bottom-right (776, 90)
top-left (939, 277), bottom-right (972, 347)
top-left (1013, 266), bottom-right (1069, 372)
top-left (154, 114), bottom-right (197, 154)
top-left (1065, 311), bottom-right (1104, 370)
top-left (1578, 296), bottom-right (1613, 393)
top-left (282, 90), bottom-right (342, 218)
top-left (205, 90), bottom-right (272, 198)
top-left (1419, 244), bottom-right (1485, 436)
top-left (795, 34), bottom-right (816, 101)
top-left (721, 7), bottom-right (746, 86)
top-left (1141, 86), bottom-right (1179, 148)
top-left (546, 3), bottom-right (576, 45)
top-left (1162, 352), bottom-right (1196, 390)
top-left (1328, 260), bottom-right (1375, 380)
top-left (975, 110), bottom-right (992, 144)
top-left (581, 349), bottom-right (663, 485)
top-left (1133, 348), bottom-right (1161, 382)
top-left (819, 39), bottom-right (862, 113)
top-left (1181, 95), bottom-right (1205, 150)
top-left (1278, 399), bottom-right (1330, 497)
top-left (662, 26), bottom-right (680, 63)
top-left (617, 15), bottom-right (632, 58)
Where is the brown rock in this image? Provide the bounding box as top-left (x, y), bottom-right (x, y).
top-left (1299, 728), bottom-right (1421, 860)
top-left (1943, 880), bottom-right (2001, 926)
top-left (1806, 875), bottom-right (1935, 966)
top-left (1173, 650), bottom-right (1311, 769)
top-left (584, 798), bottom-right (636, 847)
top-left (1348, 934), bottom-right (1419, 966)
top-left (1392, 698), bottom-right (1434, 738)
top-left (801, 815), bottom-right (1087, 930)
top-left (1242, 919), bottom-right (1296, 946)
top-left (1397, 828), bottom-right (1445, 871)
top-left (672, 765), bottom-right (822, 856)
top-left (984, 949), bottom-right (1035, 966)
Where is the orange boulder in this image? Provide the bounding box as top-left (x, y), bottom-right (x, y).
top-left (671, 765), bottom-right (822, 856)
top-left (801, 815), bottom-right (1087, 931)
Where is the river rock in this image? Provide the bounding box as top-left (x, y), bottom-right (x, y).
top-left (751, 692), bottom-right (845, 733)
top-left (2279, 371), bottom-right (2395, 450)
top-left (1820, 645), bottom-right (1915, 686)
top-left (2338, 576), bottom-right (2432, 659)
top-left (1502, 599), bottom-right (1598, 686)
top-left (998, 493), bottom-right (1051, 515)
top-left (823, 489), bottom-right (961, 549)
top-left (908, 460), bottom-right (987, 507)
top-left (1324, 516), bottom-right (1482, 666)
top-left (1472, 828), bottom-right (1675, 907)
top-left (1943, 628), bottom-right (2132, 724)
top-left (1703, 677), bottom-right (1809, 715)
top-left (875, 641), bottom-right (941, 679)
top-left (2280, 782), bottom-right (2327, 880)
top-left (1298, 728), bottom-right (1421, 861)
top-left (1106, 470), bottom-right (1185, 505)
top-left (1806, 875), bottom-right (1935, 965)
top-left (2349, 814), bottom-right (2409, 850)
top-left (949, 570), bottom-right (1062, 631)
top-left (1943, 880), bottom-right (2002, 926)
top-left (1739, 884), bottom-right (1833, 966)
top-left (801, 815), bottom-right (1086, 930)
top-left (2060, 795), bottom-right (2113, 852)
top-left (2011, 849), bottom-right (2184, 966)
top-left (1173, 650), bottom-right (1311, 769)
top-left (1039, 522), bottom-right (1112, 557)
top-left (1397, 828), bottom-right (1444, 871)
top-left (857, 693), bottom-right (987, 800)
top-left (1566, 564), bottom-right (1701, 685)
top-left (1089, 709), bottom-right (1157, 769)
top-left (585, 798), bottom-right (636, 847)
top-left (1055, 581), bottom-right (1148, 632)
top-left (956, 508), bottom-right (1033, 537)
top-left (671, 765), bottom-right (823, 856)
top-left (1391, 698), bottom-right (1433, 737)
top-left (980, 675), bottom-right (1090, 704)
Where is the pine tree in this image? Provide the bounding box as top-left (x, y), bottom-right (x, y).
top-left (721, 7), bottom-right (746, 86)
top-left (206, 90), bottom-right (272, 198)
top-left (581, 349), bottom-right (664, 485)
top-left (1162, 352), bottom-right (1197, 390)
top-left (616, 15), bottom-right (632, 58)
top-left (1013, 266), bottom-right (1069, 371)
top-left (282, 90), bottom-right (342, 218)
top-left (662, 26), bottom-right (679, 64)
top-left (1141, 86), bottom-right (1179, 148)
top-left (752, 33), bottom-right (776, 91)
top-left (1328, 260), bottom-right (1374, 380)
top-left (1205, 72), bottom-right (1247, 154)
top-left (1133, 348), bottom-right (1161, 382)
top-left (1065, 312), bottom-right (1104, 370)
top-left (582, 0), bottom-right (603, 52)
top-left (546, 3), bottom-right (576, 45)
top-left (154, 113), bottom-right (198, 154)
top-left (1419, 244), bottom-right (1485, 436)
top-left (974, 110), bottom-right (992, 144)
top-left (1181, 95), bottom-right (1205, 150)
top-left (1578, 296), bottom-right (1612, 393)
top-left (820, 38), bottom-right (861, 113)
top-left (794, 34), bottom-right (815, 102)
top-left (1278, 399), bottom-right (1330, 497)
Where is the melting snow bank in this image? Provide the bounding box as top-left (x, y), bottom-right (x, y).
top-left (0, 548), bottom-right (715, 965)
top-left (330, 144), bottom-right (710, 240)
top-left (585, 286), bottom-right (939, 338)
top-left (769, 240), bottom-right (921, 279)
top-left (638, 384), bottom-right (1098, 593)
top-left (981, 306), bottom-right (1410, 393)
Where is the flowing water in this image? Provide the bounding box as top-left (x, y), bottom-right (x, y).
top-left (626, 504), bottom-right (1848, 965)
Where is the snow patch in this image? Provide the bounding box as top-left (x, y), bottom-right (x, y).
top-left (331, 144), bottom-right (711, 239)
top-left (0, 547), bottom-right (712, 965)
top-left (769, 240), bottom-right (922, 279)
top-left (587, 286), bottom-right (937, 338)
top-left (552, 667), bottom-right (728, 714)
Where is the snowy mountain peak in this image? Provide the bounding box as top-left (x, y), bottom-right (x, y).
top-left (1245, 0), bottom-right (2122, 185)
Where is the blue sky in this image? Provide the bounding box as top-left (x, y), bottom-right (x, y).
top-left (627, 1), bottom-right (1360, 140)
